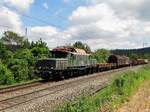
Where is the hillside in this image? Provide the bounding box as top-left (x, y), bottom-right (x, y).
top-left (111, 47), bottom-right (150, 60)
top-left (111, 47), bottom-right (150, 56)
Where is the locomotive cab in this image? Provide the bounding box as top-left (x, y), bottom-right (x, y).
top-left (36, 58), bottom-right (68, 80)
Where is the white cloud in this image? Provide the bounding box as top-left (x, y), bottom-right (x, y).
top-left (28, 26), bottom-right (58, 41)
top-left (88, 0), bottom-right (150, 20)
top-left (1, 0), bottom-right (150, 50)
top-left (43, 3), bottom-right (48, 10)
top-left (25, 2), bottom-right (150, 50)
top-left (0, 7), bottom-right (23, 35)
top-left (28, 26), bottom-right (72, 48)
top-left (67, 3), bottom-right (143, 49)
top-left (3, 0), bottom-right (34, 11)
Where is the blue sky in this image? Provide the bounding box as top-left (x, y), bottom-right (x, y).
top-left (23, 0), bottom-right (87, 29)
top-left (0, 0), bottom-right (150, 50)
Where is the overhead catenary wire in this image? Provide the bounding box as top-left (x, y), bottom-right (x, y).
top-left (0, 25), bottom-right (54, 44)
top-left (0, 3), bottom-right (54, 26)
top-left (0, 5), bottom-right (65, 45)
top-left (4, 11), bottom-right (60, 28)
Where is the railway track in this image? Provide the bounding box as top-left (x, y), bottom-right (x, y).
top-left (0, 69), bottom-right (118, 95)
top-left (0, 81), bottom-right (45, 94)
top-left (0, 73), bottom-right (110, 111)
top-left (0, 66), bottom-right (143, 111)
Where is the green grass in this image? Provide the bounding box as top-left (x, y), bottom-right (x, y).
top-left (53, 65), bottom-right (150, 112)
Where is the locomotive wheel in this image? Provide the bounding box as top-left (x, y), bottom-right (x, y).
top-left (62, 70), bottom-right (69, 79)
top-left (41, 71), bottom-right (51, 81)
top-left (52, 71), bottom-right (62, 81)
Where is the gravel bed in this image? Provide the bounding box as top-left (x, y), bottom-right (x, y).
top-left (0, 66), bottom-right (143, 112)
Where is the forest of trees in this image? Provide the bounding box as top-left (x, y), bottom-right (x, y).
top-left (0, 31), bottom-right (51, 85)
top-left (111, 48), bottom-right (150, 60)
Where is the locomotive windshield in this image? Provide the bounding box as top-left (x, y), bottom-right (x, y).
top-left (52, 51), bottom-right (68, 58)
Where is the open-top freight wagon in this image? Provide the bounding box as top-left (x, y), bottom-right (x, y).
top-left (131, 58), bottom-right (148, 65)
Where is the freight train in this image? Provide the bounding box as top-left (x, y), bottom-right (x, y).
top-left (35, 46), bottom-right (148, 80)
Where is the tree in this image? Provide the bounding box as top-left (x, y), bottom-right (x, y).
top-left (7, 59), bottom-right (29, 82)
top-left (22, 39), bottom-right (30, 49)
top-left (30, 39), bottom-right (51, 58)
top-left (92, 49), bottom-right (110, 63)
top-left (128, 53), bottom-right (138, 60)
top-left (1, 31), bottom-right (24, 45)
top-left (0, 41), bottom-right (7, 59)
top-left (84, 44), bottom-right (92, 53)
top-left (14, 49), bottom-right (35, 65)
top-left (73, 41), bottom-right (91, 53)
top-left (0, 62), bottom-right (14, 85)
top-left (73, 41), bottom-right (85, 49)
top-left (14, 49), bottom-right (36, 80)
top-left (0, 41), bottom-right (13, 63)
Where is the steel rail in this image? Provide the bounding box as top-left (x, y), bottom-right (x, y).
top-left (0, 81), bottom-right (45, 94)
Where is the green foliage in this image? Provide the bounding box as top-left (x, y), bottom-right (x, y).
top-left (54, 65), bottom-right (150, 112)
top-left (0, 41), bottom-right (13, 64)
top-left (73, 41), bottom-right (92, 53)
top-left (14, 49), bottom-right (35, 64)
top-left (0, 62), bottom-right (14, 85)
top-left (1, 31), bottom-right (30, 49)
top-left (127, 53), bottom-right (150, 61)
top-left (112, 48), bottom-right (150, 61)
top-left (30, 39), bottom-right (51, 58)
top-left (22, 39), bottom-right (31, 49)
top-left (92, 49), bottom-right (110, 63)
top-left (73, 41), bottom-right (85, 49)
top-left (0, 41), bottom-right (7, 59)
top-left (1, 31), bottom-right (24, 45)
top-left (14, 49), bottom-right (36, 80)
top-left (7, 59), bottom-right (29, 82)
top-left (0, 31), bottom-right (51, 85)
top-left (128, 53), bottom-right (138, 59)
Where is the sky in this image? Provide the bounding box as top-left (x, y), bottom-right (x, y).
top-left (0, 0), bottom-right (150, 50)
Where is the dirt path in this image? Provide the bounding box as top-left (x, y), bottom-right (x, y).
top-left (117, 80), bottom-right (150, 112)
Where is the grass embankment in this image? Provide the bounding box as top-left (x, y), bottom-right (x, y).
top-left (54, 65), bottom-right (150, 112)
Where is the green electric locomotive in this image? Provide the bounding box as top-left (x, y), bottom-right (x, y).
top-left (36, 46), bottom-right (97, 80)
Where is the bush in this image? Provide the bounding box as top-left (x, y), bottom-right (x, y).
top-left (92, 49), bottom-right (110, 63)
top-left (7, 59), bottom-right (29, 82)
top-left (0, 63), bottom-right (14, 85)
top-left (30, 39), bottom-right (51, 58)
top-left (14, 49), bottom-right (37, 80)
